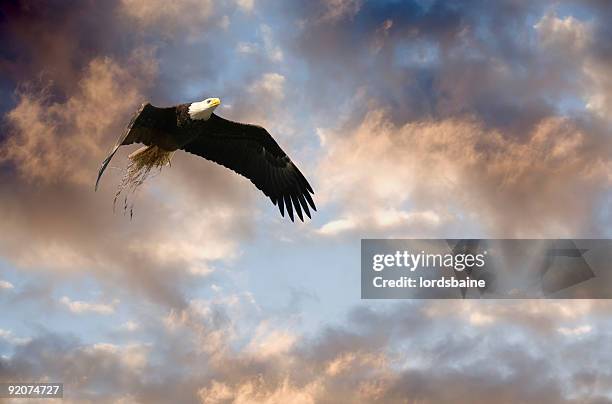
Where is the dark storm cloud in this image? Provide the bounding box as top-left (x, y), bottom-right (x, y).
top-left (0, 0), bottom-right (240, 110)
top-left (283, 0), bottom-right (607, 134)
top-left (0, 0), bottom-right (129, 101)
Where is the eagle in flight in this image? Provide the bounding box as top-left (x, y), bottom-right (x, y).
top-left (95, 98), bottom-right (316, 222)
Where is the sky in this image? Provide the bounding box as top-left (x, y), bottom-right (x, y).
top-left (1, 0), bottom-right (612, 402)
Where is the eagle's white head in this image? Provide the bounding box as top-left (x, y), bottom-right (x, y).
top-left (188, 97), bottom-right (221, 120)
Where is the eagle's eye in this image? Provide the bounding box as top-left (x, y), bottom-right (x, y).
top-left (207, 100), bottom-right (211, 104)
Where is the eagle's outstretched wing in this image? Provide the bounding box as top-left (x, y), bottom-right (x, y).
top-left (182, 114), bottom-right (316, 221)
top-left (95, 103), bottom-right (173, 190)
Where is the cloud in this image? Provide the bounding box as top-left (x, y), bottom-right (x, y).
top-left (119, 0), bottom-right (214, 36)
top-left (278, 2), bottom-right (599, 238)
top-left (287, 0), bottom-right (603, 139)
top-left (317, 217), bottom-right (356, 236)
top-left (317, 210), bottom-right (442, 236)
top-left (120, 321), bottom-right (140, 332)
top-left (249, 73), bottom-right (286, 101)
top-left (245, 322), bottom-right (297, 359)
top-left (59, 296), bottom-right (119, 315)
top-left (0, 0), bottom-right (134, 97)
top-left (198, 378), bottom-right (323, 404)
top-left (319, 0), bottom-right (362, 22)
top-left (533, 10), bottom-right (612, 121)
top-left (315, 108), bottom-right (612, 237)
top-left (86, 342), bottom-right (149, 372)
top-left (0, 329), bottom-right (31, 346)
top-left (260, 25), bottom-right (284, 62)
top-left (236, 25), bottom-right (283, 62)
top-left (535, 11), bottom-right (592, 52)
top-left (558, 325), bottom-right (592, 336)
top-left (237, 42), bottom-right (258, 54)
top-left (2, 54), bottom-right (155, 185)
top-left (0, 280), bottom-right (14, 290)
top-left (4, 300), bottom-right (612, 403)
top-left (235, 0), bottom-right (254, 13)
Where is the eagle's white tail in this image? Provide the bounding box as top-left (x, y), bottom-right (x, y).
top-left (114, 145), bottom-right (175, 218)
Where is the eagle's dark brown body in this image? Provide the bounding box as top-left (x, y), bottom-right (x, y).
top-left (122, 104), bottom-right (194, 151)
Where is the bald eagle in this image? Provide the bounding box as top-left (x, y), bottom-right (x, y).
top-left (95, 98), bottom-right (316, 222)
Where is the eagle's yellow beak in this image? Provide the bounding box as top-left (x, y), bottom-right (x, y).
top-left (209, 98), bottom-right (221, 107)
